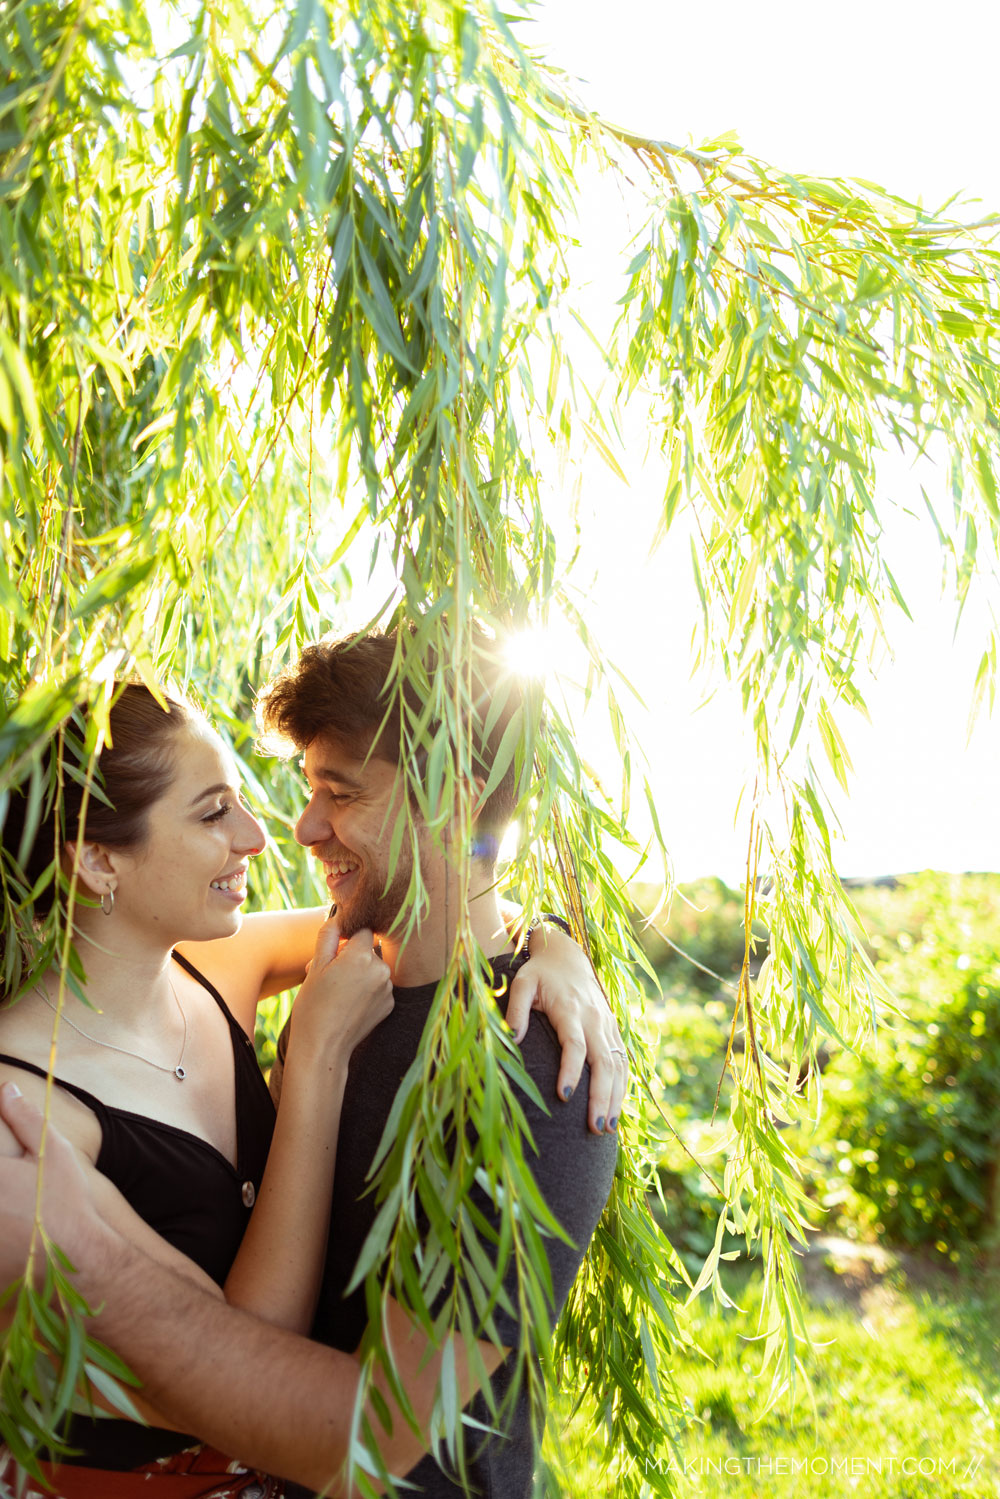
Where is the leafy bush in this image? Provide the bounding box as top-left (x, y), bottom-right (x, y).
top-left (638, 992), bottom-right (742, 1266)
top-left (805, 873), bottom-right (1000, 1251)
top-left (637, 873), bottom-right (1000, 1256)
top-left (632, 877), bottom-right (767, 993)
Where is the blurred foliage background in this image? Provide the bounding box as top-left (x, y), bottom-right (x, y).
top-left (631, 870), bottom-right (1000, 1269)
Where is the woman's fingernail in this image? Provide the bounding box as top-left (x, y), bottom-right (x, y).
top-left (4, 1081), bottom-right (22, 1100)
top-left (596, 1115), bottom-right (606, 1132)
top-left (608, 1116), bottom-right (618, 1132)
top-left (562, 1084), bottom-right (573, 1101)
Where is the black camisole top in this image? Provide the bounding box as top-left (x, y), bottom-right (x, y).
top-left (0, 950), bottom-right (277, 1469)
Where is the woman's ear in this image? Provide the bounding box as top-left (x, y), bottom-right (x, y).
top-left (65, 841), bottom-right (118, 902)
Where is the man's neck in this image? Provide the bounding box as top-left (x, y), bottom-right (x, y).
top-left (380, 871), bottom-right (513, 988)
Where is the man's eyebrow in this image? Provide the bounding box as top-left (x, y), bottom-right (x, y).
top-left (299, 761), bottom-right (364, 789)
top-left (189, 782), bottom-right (233, 807)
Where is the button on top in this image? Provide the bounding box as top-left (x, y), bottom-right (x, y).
top-left (241, 1180), bottom-right (256, 1208)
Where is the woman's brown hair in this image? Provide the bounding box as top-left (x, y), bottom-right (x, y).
top-left (1, 683), bottom-right (195, 922)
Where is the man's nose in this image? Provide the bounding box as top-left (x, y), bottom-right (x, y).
top-left (294, 797), bottom-right (331, 847)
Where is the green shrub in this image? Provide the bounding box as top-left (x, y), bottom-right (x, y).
top-left (640, 993), bottom-right (741, 1267)
top-left (638, 872), bottom-right (1000, 1256)
top-left (808, 873), bottom-right (1000, 1251)
top-left (633, 877), bottom-right (767, 993)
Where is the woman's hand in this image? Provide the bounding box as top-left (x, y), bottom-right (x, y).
top-left (286, 915), bottom-right (394, 1063)
top-left (507, 923), bottom-right (628, 1137)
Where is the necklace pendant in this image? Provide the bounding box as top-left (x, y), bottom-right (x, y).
top-left (175, 1065), bottom-right (187, 1080)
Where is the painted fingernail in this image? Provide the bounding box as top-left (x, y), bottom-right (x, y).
top-left (562, 1084), bottom-right (573, 1101)
top-left (596, 1115), bottom-right (606, 1132)
top-left (608, 1116), bottom-right (618, 1132)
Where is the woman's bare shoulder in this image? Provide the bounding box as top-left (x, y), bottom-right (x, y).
top-left (0, 1056), bottom-right (103, 1164)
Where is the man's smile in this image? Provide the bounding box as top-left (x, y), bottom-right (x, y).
top-left (321, 855), bottom-right (361, 890)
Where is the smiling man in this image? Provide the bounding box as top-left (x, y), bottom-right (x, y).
top-left (258, 626), bottom-right (621, 1496)
top-left (0, 627), bottom-right (624, 1499)
top-left (295, 745), bottom-right (415, 946)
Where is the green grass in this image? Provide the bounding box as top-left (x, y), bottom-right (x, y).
top-left (546, 1255), bottom-right (1000, 1497)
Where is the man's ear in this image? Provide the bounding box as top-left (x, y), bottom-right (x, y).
top-left (65, 840), bottom-right (118, 901)
top-left (470, 775), bottom-right (487, 823)
top-left (441, 775), bottom-right (488, 850)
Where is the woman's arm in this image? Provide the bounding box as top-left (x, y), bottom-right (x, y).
top-left (185, 903), bottom-right (629, 1133)
top-left (175, 905), bottom-right (328, 1034)
top-left (221, 917), bottom-right (393, 1333)
top-left (0, 919), bottom-right (388, 1344)
top-left (0, 925), bottom-right (392, 1424)
top-left (510, 917), bottom-right (630, 1136)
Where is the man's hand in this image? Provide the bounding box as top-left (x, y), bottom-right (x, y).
top-left (507, 924), bottom-right (629, 1136)
top-left (0, 1081), bottom-right (101, 1291)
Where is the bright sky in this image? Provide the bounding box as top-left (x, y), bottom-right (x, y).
top-left (514, 0), bottom-right (1000, 883)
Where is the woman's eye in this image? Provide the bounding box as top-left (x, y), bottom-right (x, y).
top-left (203, 804), bottom-right (231, 823)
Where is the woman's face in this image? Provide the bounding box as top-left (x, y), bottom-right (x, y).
top-left (105, 723), bottom-right (266, 947)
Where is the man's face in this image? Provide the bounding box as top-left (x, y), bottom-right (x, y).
top-left (294, 735), bottom-right (417, 938)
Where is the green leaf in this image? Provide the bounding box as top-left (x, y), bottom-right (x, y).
top-left (72, 559), bottom-right (157, 621)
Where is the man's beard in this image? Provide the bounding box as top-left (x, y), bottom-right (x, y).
top-left (334, 850), bottom-right (413, 940)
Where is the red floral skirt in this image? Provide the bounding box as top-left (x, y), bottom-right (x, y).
top-left (0, 1443), bottom-right (284, 1499)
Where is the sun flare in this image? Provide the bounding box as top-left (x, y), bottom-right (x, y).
top-left (501, 624), bottom-right (561, 680)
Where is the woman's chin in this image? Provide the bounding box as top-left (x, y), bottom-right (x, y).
top-left (181, 910), bottom-right (244, 945)
top-left (215, 909), bottom-right (244, 938)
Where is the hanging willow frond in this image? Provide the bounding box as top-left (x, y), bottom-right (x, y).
top-left (2, 0), bottom-right (999, 1492)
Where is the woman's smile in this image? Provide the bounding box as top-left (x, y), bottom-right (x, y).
top-left (210, 865), bottom-right (249, 901)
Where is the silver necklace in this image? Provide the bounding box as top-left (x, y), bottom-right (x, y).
top-left (36, 976), bottom-right (189, 1081)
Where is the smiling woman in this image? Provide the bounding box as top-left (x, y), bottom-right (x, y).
top-left (0, 681), bottom-right (397, 1493)
top-left (98, 723), bottom-right (267, 947)
top-left (0, 676), bottom-right (627, 1496)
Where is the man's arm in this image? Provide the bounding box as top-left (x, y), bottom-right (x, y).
top-left (0, 1084), bottom-right (502, 1495)
top-left (442, 996), bottom-right (620, 1356)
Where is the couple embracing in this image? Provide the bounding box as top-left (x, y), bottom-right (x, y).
top-left (0, 625), bottom-right (625, 1498)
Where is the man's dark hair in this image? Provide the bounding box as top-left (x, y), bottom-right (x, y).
top-left (258, 626), bottom-right (534, 845)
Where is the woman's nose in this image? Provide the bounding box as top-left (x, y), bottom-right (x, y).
top-left (238, 808), bottom-right (267, 854)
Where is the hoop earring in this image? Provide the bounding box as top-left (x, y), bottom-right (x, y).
top-left (101, 888), bottom-right (115, 917)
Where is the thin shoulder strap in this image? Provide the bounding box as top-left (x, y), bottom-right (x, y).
top-left (0, 1052), bottom-right (111, 1118)
top-left (171, 950), bottom-right (255, 1048)
top-left (171, 949), bottom-right (240, 1026)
